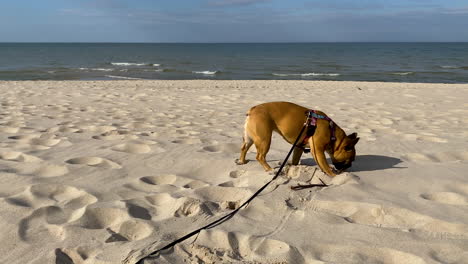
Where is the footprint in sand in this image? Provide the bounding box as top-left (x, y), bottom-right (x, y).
top-left (192, 186), bottom-right (252, 210)
top-left (140, 174), bottom-right (177, 185)
top-left (2, 158), bottom-right (69, 177)
top-left (42, 125), bottom-right (79, 133)
top-left (30, 137), bottom-right (62, 147)
top-left (7, 184), bottom-right (97, 210)
top-left (92, 130), bottom-right (129, 140)
top-left (172, 137), bottom-right (202, 145)
top-left (79, 207), bottom-right (128, 229)
top-left (139, 131), bottom-right (158, 138)
top-left (174, 198), bottom-right (203, 217)
top-left (15, 184), bottom-right (98, 242)
top-left (307, 244), bottom-right (426, 264)
top-left (145, 193), bottom-right (177, 206)
top-left (112, 142), bottom-right (151, 154)
top-left (107, 220), bottom-right (153, 242)
top-left (142, 192), bottom-right (218, 219)
top-left (195, 186), bottom-right (252, 203)
top-left (125, 181), bottom-right (180, 194)
top-left (308, 200), bottom-right (468, 238)
top-left (0, 150), bottom-right (42, 163)
top-left (286, 166), bottom-right (359, 186)
top-left (183, 180), bottom-right (209, 189)
top-left (18, 208), bottom-right (67, 242)
top-left (229, 170), bottom-right (246, 178)
top-left (191, 229), bottom-right (297, 262)
top-left (421, 192), bottom-right (468, 205)
top-left (8, 134), bottom-right (40, 141)
top-left (202, 143), bottom-right (239, 153)
top-left (34, 164), bottom-right (69, 178)
top-left (8, 134), bottom-right (63, 149)
top-left (401, 133), bottom-right (447, 143)
top-left (0, 125), bottom-right (20, 133)
top-left (402, 151), bottom-right (468, 163)
top-left (66, 156), bottom-right (122, 169)
top-left (174, 198), bottom-right (219, 217)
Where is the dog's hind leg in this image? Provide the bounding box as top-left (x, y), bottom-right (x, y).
top-left (254, 135), bottom-right (272, 171)
top-left (236, 116), bottom-right (254, 165)
top-left (250, 120), bottom-right (273, 171)
top-left (237, 136), bottom-right (253, 165)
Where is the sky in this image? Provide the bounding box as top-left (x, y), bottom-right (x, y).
top-left (0, 0), bottom-right (467, 42)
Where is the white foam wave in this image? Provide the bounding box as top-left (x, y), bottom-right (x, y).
top-left (302, 73), bottom-right (340, 77)
top-left (440, 65), bottom-right (459, 69)
top-left (391, 72), bottom-right (414, 75)
top-left (78, 68), bottom-right (114, 72)
top-left (273, 72), bottom-right (340, 77)
top-left (192, 71), bottom-right (219, 75)
top-left (111, 62), bottom-right (160, 67)
top-left (105, 75), bottom-right (144, 80)
top-left (111, 62), bottom-right (147, 66)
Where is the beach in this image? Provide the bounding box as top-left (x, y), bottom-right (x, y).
top-left (0, 80), bottom-right (467, 264)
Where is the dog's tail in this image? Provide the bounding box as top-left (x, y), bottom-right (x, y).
top-left (245, 106), bottom-right (256, 116)
top-left (243, 111), bottom-right (253, 144)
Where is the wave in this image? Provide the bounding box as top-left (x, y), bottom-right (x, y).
top-left (110, 62), bottom-right (160, 67)
top-left (272, 72), bottom-right (340, 77)
top-left (192, 70), bottom-right (220, 75)
top-left (440, 65), bottom-right (459, 69)
top-left (104, 75), bottom-right (144, 80)
top-left (391, 72), bottom-right (414, 75)
top-left (78, 68), bottom-right (114, 72)
top-left (439, 65), bottom-right (468, 70)
top-left (161, 68), bottom-right (177, 73)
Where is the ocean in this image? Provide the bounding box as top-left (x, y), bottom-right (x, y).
top-left (0, 43), bottom-right (467, 83)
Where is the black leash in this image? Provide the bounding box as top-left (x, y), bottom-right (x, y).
top-left (135, 119), bottom-right (312, 263)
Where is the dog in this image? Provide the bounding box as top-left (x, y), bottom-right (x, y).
top-left (236, 101), bottom-right (359, 177)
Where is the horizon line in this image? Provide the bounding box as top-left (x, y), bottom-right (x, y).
top-left (1, 41), bottom-right (468, 44)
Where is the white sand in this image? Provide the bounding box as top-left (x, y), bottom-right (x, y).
top-left (0, 80), bottom-right (467, 264)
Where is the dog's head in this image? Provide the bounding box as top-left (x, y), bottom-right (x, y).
top-left (331, 132), bottom-right (359, 172)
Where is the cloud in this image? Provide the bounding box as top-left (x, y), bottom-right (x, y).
top-left (83, 0), bottom-right (129, 10)
top-left (58, 8), bottom-right (106, 18)
top-left (439, 6), bottom-right (468, 14)
top-left (207, 0), bottom-right (271, 7)
top-left (304, 0), bottom-right (443, 13)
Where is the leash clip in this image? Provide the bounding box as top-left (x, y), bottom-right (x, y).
top-left (304, 110), bottom-right (313, 126)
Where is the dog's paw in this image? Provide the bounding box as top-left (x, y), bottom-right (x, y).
top-left (235, 159), bottom-right (248, 165)
top-left (268, 166), bottom-right (288, 176)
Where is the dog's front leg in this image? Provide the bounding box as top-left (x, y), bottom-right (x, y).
top-left (291, 147), bottom-right (303, 165)
top-left (309, 141), bottom-right (336, 177)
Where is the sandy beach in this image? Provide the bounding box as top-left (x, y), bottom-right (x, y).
top-left (0, 80), bottom-right (467, 264)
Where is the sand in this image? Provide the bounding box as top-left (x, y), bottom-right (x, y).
top-left (0, 80), bottom-right (467, 264)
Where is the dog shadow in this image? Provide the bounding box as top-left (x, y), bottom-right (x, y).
top-left (301, 154), bottom-right (405, 172)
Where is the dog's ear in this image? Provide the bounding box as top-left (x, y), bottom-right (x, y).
top-left (348, 132), bottom-right (358, 139)
top-left (345, 136), bottom-right (360, 151)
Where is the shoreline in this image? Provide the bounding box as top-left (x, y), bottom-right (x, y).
top-left (2, 79), bottom-right (468, 85)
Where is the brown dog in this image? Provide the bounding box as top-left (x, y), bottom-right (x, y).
top-left (236, 102), bottom-right (359, 177)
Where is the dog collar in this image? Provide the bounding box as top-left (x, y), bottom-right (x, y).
top-left (299, 110), bottom-right (336, 152)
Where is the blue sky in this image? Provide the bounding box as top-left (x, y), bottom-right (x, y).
top-left (1, 0), bottom-right (467, 42)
